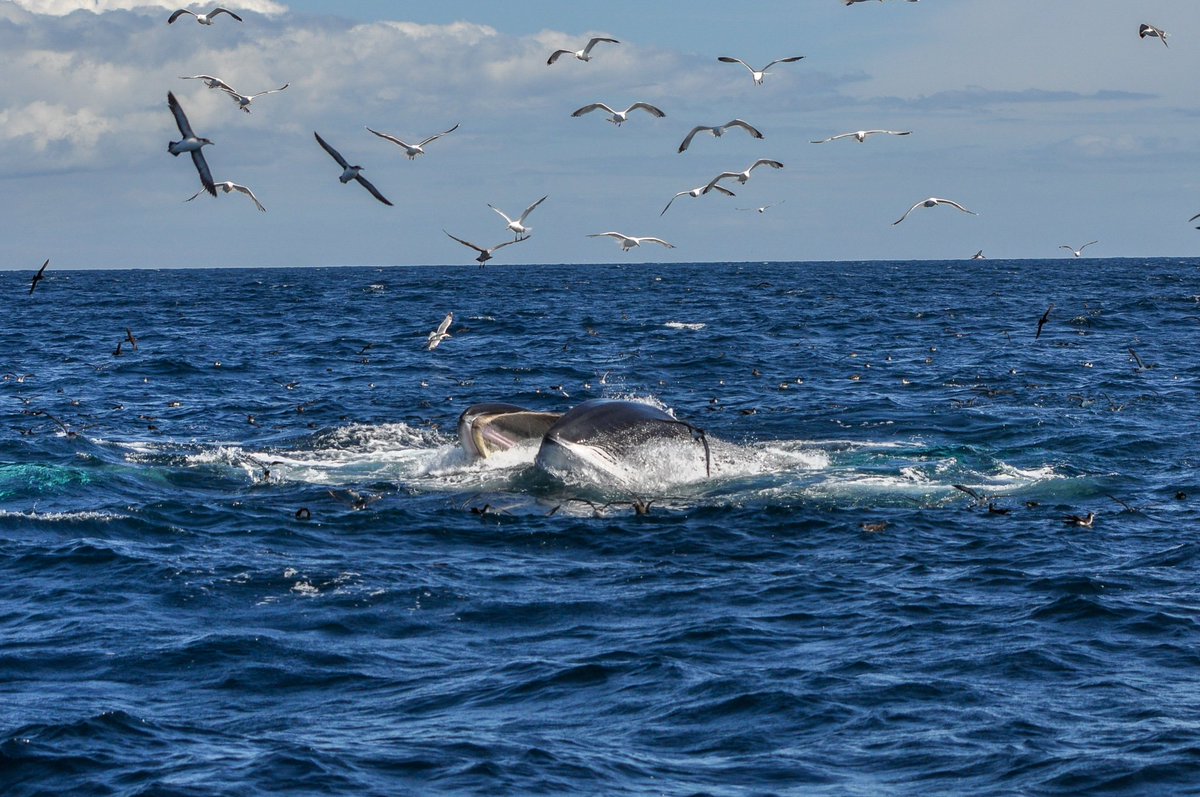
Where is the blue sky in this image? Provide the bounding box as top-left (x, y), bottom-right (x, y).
top-left (2, 0), bottom-right (1199, 268)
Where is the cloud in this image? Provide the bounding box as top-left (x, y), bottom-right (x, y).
top-left (10, 0), bottom-right (285, 15)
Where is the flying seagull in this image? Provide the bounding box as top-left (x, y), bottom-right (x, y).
top-left (167, 7), bottom-right (242, 24)
top-left (717, 55), bottom-right (804, 85)
top-left (426, 312), bottom-right (453, 350)
top-left (366, 123), bottom-right (459, 159)
top-left (179, 74), bottom-right (236, 91)
top-left (29, 259), bottom-right (49, 295)
top-left (702, 158), bottom-right (784, 193)
top-left (893, 197), bottom-right (976, 225)
top-left (1059, 241), bottom-right (1098, 257)
top-left (1139, 23), bottom-right (1169, 47)
top-left (661, 184), bottom-right (735, 216)
top-left (587, 232), bottom-right (675, 252)
top-left (811, 129), bottom-right (911, 144)
top-left (489, 195), bottom-right (548, 238)
top-left (444, 230), bottom-right (525, 266)
top-left (547, 37), bottom-right (619, 65)
top-left (571, 102), bottom-right (665, 126)
top-left (187, 180), bottom-right (266, 211)
top-left (737, 200), bottom-right (785, 214)
top-left (313, 131), bottom-right (392, 206)
top-left (677, 119), bottom-right (763, 153)
top-left (221, 83), bottom-right (288, 113)
top-left (1035, 304), bottom-right (1053, 339)
top-left (167, 91), bottom-right (216, 197)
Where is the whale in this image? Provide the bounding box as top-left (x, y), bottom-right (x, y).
top-left (457, 402), bottom-right (562, 460)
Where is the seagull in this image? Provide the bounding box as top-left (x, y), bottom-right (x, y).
top-left (892, 197), bottom-right (976, 225)
top-left (737, 200), bottom-right (785, 213)
top-left (365, 123), bottom-right (459, 159)
top-left (313, 131), bottom-right (392, 206)
top-left (971, 249), bottom-right (986, 260)
top-left (1059, 241), bottom-right (1098, 257)
top-left (29, 259), bottom-right (49, 295)
top-left (167, 7), bottom-right (242, 25)
top-left (811, 129), bottom-right (911, 144)
top-left (661, 184), bottom-right (734, 216)
top-left (444, 230), bottom-right (525, 266)
top-left (1035, 304), bottom-right (1053, 339)
top-left (547, 37), bottom-right (619, 65)
top-left (167, 92), bottom-right (216, 197)
top-left (717, 55), bottom-right (804, 85)
top-left (489, 195), bottom-right (548, 238)
top-left (587, 232), bottom-right (675, 252)
top-left (221, 83), bottom-right (288, 113)
top-left (1139, 23), bottom-right (1169, 47)
top-left (426, 313), bottom-right (453, 350)
top-left (677, 119), bottom-right (763, 153)
top-left (179, 74), bottom-right (236, 91)
top-left (571, 102), bottom-right (665, 126)
top-left (187, 180), bottom-right (266, 211)
top-left (701, 159), bottom-right (784, 193)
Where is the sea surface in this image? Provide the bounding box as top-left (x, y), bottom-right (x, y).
top-left (2, 258), bottom-right (1199, 796)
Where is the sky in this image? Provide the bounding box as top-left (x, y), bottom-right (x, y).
top-left (2, 0), bottom-right (1200, 269)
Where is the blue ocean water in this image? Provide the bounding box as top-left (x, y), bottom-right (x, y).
top-left (2, 258), bottom-right (1199, 796)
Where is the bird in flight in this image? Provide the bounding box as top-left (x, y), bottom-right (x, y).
top-left (187, 180), bottom-right (266, 212)
top-left (811, 129), bottom-right (911, 144)
top-left (737, 200), bottom-right (785, 214)
top-left (587, 232), bottom-right (675, 251)
top-left (366, 123), bottom-right (459, 159)
top-left (547, 37), bottom-right (619, 65)
top-left (677, 119), bottom-right (763, 154)
top-left (313, 131), bottom-right (392, 206)
top-left (661, 184), bottom-right (734, 216)
top-left (167, 7), bottom-right (242, 25)
top-left (221, 83), bottom-right (289, 113)
top-left (426, 313), bottom-right (453, 350)
top-left (1035, 304), bottom-right (1053, 339)
top-left (717, 55), bottom-right (804, 85)
top-left (893, 197), bottom-right (976, 225)
top-left (167, 92), bottom-right (216, 197)
top-left (1059, 241), bottom-right (1098, 257)
top-left (444, 230), bottom-right (526, 266)
top-left (1139, 23), bottom-right (1169, 47)
top-left (28, 259), bottom-right (49, 295)
top-left (571, 102), bottom-right (665, 126)
top-left (489, 195), bottom-right (548, 239)
top-left (702, 159), bottom-right (784, 193)
top-left (179, 74), bottom-right (236, 91)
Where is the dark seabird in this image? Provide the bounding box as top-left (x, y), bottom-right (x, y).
top-left (28, 259), bottom-right (48, 295)
top-left (314, 132), bottom-right (392, 206)
top-left (125, 328), bottom-right (138, 350)
top-left (167, 92), bottom-right (216, 197)
top-left (443, 230), bottom-right (525, 266)
top-left (1035, 304), bottom-right (1053, 339)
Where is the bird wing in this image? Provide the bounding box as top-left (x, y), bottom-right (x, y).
top-left (677, 126), bottom-right (711, 153)
top-left (167, 9), bottom-right (194, 23)
top-left (936, 198), bottom-right (976, 215)
top-left (488, 205), bottom-right (515, 224)
top-left (517, 195), bottom-right (548, 223)
top-left (445, 231), bottom-right (486, 254)
top-left (250, 84), bottom-right (289, 98)
top-left (167, 92), bottom-right (195, 137)
top-left (571, 103), bottom-right (615, 117)
top-left (436, 313), bottom-right (453, 335)
top-left (723, 119), bottom-right (763, 138)
top-left (221, 88), bottom-right (248, 104)
top-left (660, 192), bottom-right (687, 216)
top-left (354, 173), bottom-right (393, 206)
top-left (1189, 212), bottom-right (1200, 222)
top-left (185, 189), bottom-right (205, 202)
top-left (191, 149), bottom-right (217, 197)
top-left (29, 259), bottom-right (48, 294)
top-left (627, 102), bottom-right (665, 117)
top-left (717, 56), bottom-right (754, 72)
top-left (893, 200), bottom-right (925, 225)
top-left (547, 49), bottom-right (572, 65)
top-left (877, 130), bottom-right (912, 136)
top-left (1058, 245), bottom-right (1074, 250)
top-left (749, 159), bottom-right (784, 171)
top-left (314, 131), bottom-right (349, 168)
top-left (582, 37), bottom-right (619, 56)
top-left (587, 232), bottom-right (625, 241)
top-left (230, 183), bottom-right (266, 212)
top-left (811, 132), bottom-right (853, 143)
top-left (702, 173), bottom-right (740, 193)
top-left (764, 56), bottom-right (805, 69)
top-left (417, 123), bottom-right (459, 148)
top-left (365, 127), bottom-right (411, 149)
top-left (1080, 240), bottom-right (1098, 250)
top-left (181, 74), bottom-right (235, 91)
top-left (211, 8), bottom-right (243, 21)
top-left (640, 237), bottom-right (675, 248)
top-left (709, 184), bottom-right (736, 197)
top-left (490, 237), bottom-right (525, 253)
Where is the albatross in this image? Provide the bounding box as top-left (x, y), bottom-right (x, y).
top-left (444, 230), bottom-right (526, 266)
top-left (661, 184), bottom-right (735, 216)
top-left (571, 102), bottom-right (665, 126)
top-left (717, 55), bottom-right (804, 85)
top-left (313, 131), bottom-right (392, 206)
top-left (221, 83), bottom-right (288, 113)
top-left (489, 195), bottom-right (548, 239)
top-left (167, 7), bottom-right (242, 24)
top-left (893, 197), bottom-right (976, 225)
top-left (1059, 241), bottom-right (1098, 257)
top-left (366, 123), bottom-right (459, 159)
top-left (587, 232), bottom-right (675, 251)
top-left (187, 180), bottom-right (266, 211)
top-left (677, 119), bottom-right (763, 153)
top-left (701, 158), bottom-right (784, 193)
top-left (29, 259), bottom-right (49, 295)
top-left (547, 37), bottom-right (619, 65)
top-left (811, 129), bottom-right (911, 144)
top-left (167, 91), bottom-right (216, 197)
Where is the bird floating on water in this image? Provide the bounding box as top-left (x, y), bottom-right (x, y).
top-left (661, 184), bottom-right (734, 216)
top-left (893, 197), bottom-right (976, 225)
top-left (702, 159), bottom-right (784, 193)
top-left (547, 37), bottom-right (619, 65)
top-left (489, 195), bottom-right (548, 239)
top-left (168, 7), bottom-right (242, 25)
top-left (313, 131), bottom-right (392, 206)
top-left (1063, 512), bottom-right (1096, 528)
top-left (677, 119), bottom-right (763, 153)
top-left (587, 232), bottom-right (675, 251)
top-left (444, 230), bottom-right (525, 266)
top-left (811, 129), bottom-right (911, 144)
top-left (366, 123), bottom-right (459, 159)
top-left (221, 83), bottom-right (288, 113)
top-left (717, 55), bottom-right (804, 85)
top-left (1059, 241), bottom-right (1098, 257)
top-left (167, 92), bottom-right (216, 197)
top-left (187, 180), bottom-right (265, 211)
top-left (571, 102), bottom-right (665, 126)
top-left (426, 313), bottom-right (453, 350)
top-left (29, 259), bottom-right (49, 295)
top-left (1139, 23), bottom-right (1169, 47)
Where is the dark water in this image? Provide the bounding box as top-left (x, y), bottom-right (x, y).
top-left (2, 259), bottom-right (1199, 796)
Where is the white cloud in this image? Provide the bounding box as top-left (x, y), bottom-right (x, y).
top-left (10, 0), bottom-right (285, 15)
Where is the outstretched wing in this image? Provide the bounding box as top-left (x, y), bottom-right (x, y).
top-left (660, 192), bottom-right (687, 216)
top-left (518, 195), bottom-right (548, 223)
top-left (230, 183), bottom-right (266, 212)
top-left (547, 49), bottom-right (572, 65)
top-left (708, 184), bottom-right (735, 198)
top-left (723, 119), bottom-right (763, 138)
top-left (167, 9), bottom-right (194, 23)
top-left (490, 237), bottom-right (526, 253)
top-left (893, 200), bottom-right (925, 225)
top-left (353, 173), bottom-right (392, 206)
top-left (581, 37), bottom-right (619, 56)
top-left (640, 237), bottom-right (675, 248)
top-left (365, 127), bottom-right (412, 149)
top-left (314, 131), bottom-right (349, 168)
top-left (167, 91), bottom-right (195, 137)
top-left (571, 103), bottom-right (616, 117)
top-left (191, 149), bottom-right (217, 197)
top-left (717, 56), bottom-right (753, 72)
top-left (210, 8), bottom-right (243, 21)
top-left (748, 159), bottom-right (784, 172)
top-left (488, 205), bottom-right (515, 224)
top-left (627, 102), bottom-right (665, 118)
top-left (1080, 240), bottom-right (1098, 250)
top-left (250, 83), bottom-right (289, 98)
top-left (677, 126), bottom-right (712, 153)
top-left (435, 312), bottom-right (453, 336)
top-left (445, 230), bottom-right (486, 254)
top-left (702, 172), bottom-right (740, 193)
top-left (811, 132), bottom-right (855, 143)
top-left (180, 74), bottom-right (235, 91)
top-left (418, 123), bottom-right (460, 148)
top-left (763, 56), bottom-right (805, 70)
top-left (936, 198), bottom-right (976, 215)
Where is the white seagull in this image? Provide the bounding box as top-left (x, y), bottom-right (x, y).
top-left (365, 123), bottom-right (459, 159)
top-left (547, 37), bottom-right (619, 65)
top-left (313, 131), bottom-right (392, 206)
top-left (587, 232), bottom-right (675, 252)
top-left (426, 313), bottom-right (453, 350)
top-left (571, 102), bottom-right (665, 126)
top-left (179, 74), bottom-right (236, 91)
top-left (1059, 241), bottom-right (1098, 257)
top-left (661, 184), bottom-right (735, 216)
top-left (489, 195), bottom-right (548, 239)
top-left (737, 200), bottom-right (785, 214)
top-left (167, 91), bottom-right (216, 197)
top-left (702, 159), bottom-right (784, 193)
top-left (677, 119), bottom-right (763, 153)
top-left (444, 231), bottom-right (526, 266)
top-left (893, 197), bottom-right (977, 225)
top-left (1139, 23), bottom-right (1169, 47)
top-left (717, 55), bottom-right (804, 85)
top-left (221, 83), bottom-right (288, 113)
top-left (187, 180), bottom-right (265, 211)
top-left (167, 7), bottom-right (242, 24)
top-left (811, 129), bottom-right (911, 144)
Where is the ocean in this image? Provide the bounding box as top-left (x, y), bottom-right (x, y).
top-left (2, 258), bottom-right (1198, 796)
